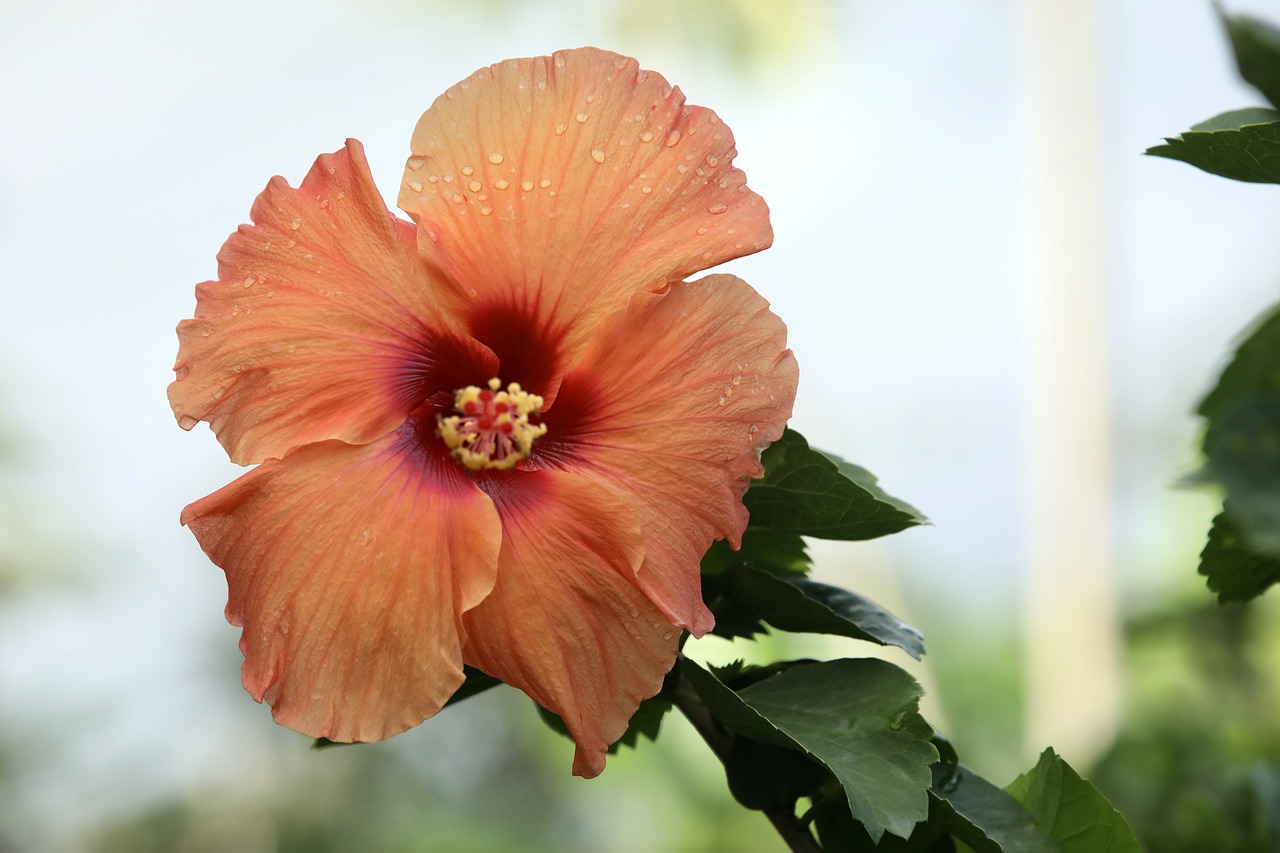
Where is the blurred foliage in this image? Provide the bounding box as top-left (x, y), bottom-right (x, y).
top-left (1091, 593), bottom-right (1280, 852)
top-left (384, 0), bottom-right (840, 77)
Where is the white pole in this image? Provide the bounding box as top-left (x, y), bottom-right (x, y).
top-left (1018, 0), bottom-right (1123, 766)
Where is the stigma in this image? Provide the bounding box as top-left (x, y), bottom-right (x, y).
top-left (438, 378), bottom-right (548, 471)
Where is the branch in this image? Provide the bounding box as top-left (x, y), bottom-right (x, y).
top-left (672, 672), bottom-right (823, 853)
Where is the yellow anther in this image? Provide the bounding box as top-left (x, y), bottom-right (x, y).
top-left (438, 378), bottom-right (547, 471)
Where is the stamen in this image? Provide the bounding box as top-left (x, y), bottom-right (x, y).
top-left (438, 378), bottom-right (548, 471)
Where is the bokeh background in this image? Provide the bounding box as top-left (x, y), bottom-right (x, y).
top-left (4, 0), bottom-right (1280, 850)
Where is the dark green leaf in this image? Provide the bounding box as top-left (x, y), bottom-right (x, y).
top-left (724, 737), bottom-right (830, 810)
top-left (1191, 107), bottom-right (1280, 132)
top-left (1005, 748), bottom-right (1140, 853)
top-left (683, 657), bottom-right (937, 842)
top-left (1223, 12), bottom-right (1280, 109)
top-left (536, 693), bottom-right (674, 753)
top-left (745, 429), bottom-right (926, 540)
top-left (1197, 303), bottom-right (1280, 561)
top-left (700, 528), bottom-right (811, 577)
top-left (932, 765), bottom-right (1058, 853)
top-left (1146, 114), bottom-right (1280, 183)
top-left (445, 665), bottom-right (503, 706)
top-left (716, 564), bottom-right (925, 658)
top-left (312, 665), bottom-right (503, 750)
top-left (1199, 509), bottom-right (1280, 602)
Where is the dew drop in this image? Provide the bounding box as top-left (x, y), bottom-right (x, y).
top-left (469, 180), bottom-right (482, 192)
top-left (319, 198), bottom-right (331, 209)
top-left (664, 130), bottom-right (681, 147)
top-left (641, 185), bottom-right (652, 194)
top-left (451, 192), bottom-right (464, 203)
top-left (177, 414), bottom-right (198, 430)
top-left (662, 632), bottom-right (673, 640)
top-left (706, 154), bottom-right (720, 167)
top-left (629, 608), bottom-right (640, 618)
top-left (708, 203), bottom-right (728, 215)
top-left (487, 151), bottom-right (504, 164)
top-left (242, 276), bottom-right (256, 288)
top-left (591, 148), bottom-right (605, 164)
top-left (406, 179), bottom-right (424, 192)
top-left (696, 226), bottom-right (708, 235)
top-left (443, 175), bottom-right (456, 184)
top-left (521, 179), bottom-right (534, 191)
top-left (480, 206), bottom-right (493, 216)
top-left (427, 175), bottom-right (439, 184)
top-left (467, 287), bottom-right (478, 297)
top-left (639, 130), bottom-right (655, 143)
top-left (575, 112), bottom-right (588, 123)
top-left (406, 158), bottom-right (425, 171)
top-left (494, 179), bottom-right (511, 190)
top-left (539, 178), bottom-right (552, 188)
top-left (336, 191), bottom-right (345, 200)
top-left (461, 165), bottom-right (475, 176)
top-left (554, 123), bottom-right (567, 136)
top-left (290, 217), bottom-right (302, 230)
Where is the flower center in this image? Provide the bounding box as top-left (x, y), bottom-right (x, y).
top-left (438, 378), bottom-right (547, 471)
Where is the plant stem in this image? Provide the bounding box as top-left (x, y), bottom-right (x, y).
top-left (672, 677), bottom-right (823, 853)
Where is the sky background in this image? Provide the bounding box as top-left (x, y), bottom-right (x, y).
top-left (3, 0), bottom-right (1280, 850)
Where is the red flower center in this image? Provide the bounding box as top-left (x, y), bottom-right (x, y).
top-left (438, 378), bottom-right (547, 471)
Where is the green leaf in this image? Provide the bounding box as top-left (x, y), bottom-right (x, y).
top-left (682, 657), bottom-right (937, 843)
top-left (536, 693), bottom-right (674, 753)
top-left (724, 737), bottom-right (830, 810)
top-left (1199, 509), bottom-right (1280, 602)
top-left (1146, 113), bottom-right (1280, 183)
top-left (715, 564), bottom-right (925, 658)
top-left (1223, 11), bottom-right (1280, 109)
top-left (744, 429), bottom-right (926, 540)
top-left (1005, 748), bottom-right (1140, 853)
top-left (932, 765), bottom-right (1058, 853)
top-left (700, 528), bottom-right (811, 578)
top-left (1197, 303), bottom-right (1280, 561)
top-left (445, 665), bottom-right (503, 706)
top-left (312, 665), bottom-right (502, 750)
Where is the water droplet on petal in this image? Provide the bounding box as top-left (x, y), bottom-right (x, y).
top-left (696, 226), bottom-right (709, 235)
top-left (641, 186), bottom-right (652, 194)
top-left (554, 123), bottom-right (567, 136)
top-left (480, 206), bottom-right (492, 216)
top-left (406, 179), bottom-right (424, 192)
top-left (494, 179), bottom-right (510, 190)
top-left (488, 151), bottom-right (504, 164)
top-left (290, 218), bottom-right (302, 230)
top-left (639, 130), bottom-right (655, 143)
top-left (521, 179), bottom-right (534, 191)
top-left (469, 180), bottom-right (482, 192)
top-left (708, 203), bottom-right (728, 215)
top-left (451, 192), bottom-right (464, 203)
top-left (591, 148), bottom-right (605, 164)
top-left (461, 165), bottom-right (475, 176)
top-left (406, 158), bottom-right (426, 171)
top-left (539, 178), bottom-right (552, 188)
top-left (664, 130), bottom-right (681, 147)
top-left (178, 414), bottom-right (199, 430)
top-left (629, 608), bottom-right (640, 618)
top-left (575, 112), bottom-right (588, 123)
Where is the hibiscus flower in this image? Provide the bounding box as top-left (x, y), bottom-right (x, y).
top-left (169, 47), bottom-right (798, 777)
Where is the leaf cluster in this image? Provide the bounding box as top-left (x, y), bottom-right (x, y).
top-left (1148, 10), bottom-right (1280, 602)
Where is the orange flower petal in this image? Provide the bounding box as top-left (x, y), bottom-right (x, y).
top-left (539, 274), bottom-right (798, 635)
top-left (170, 139), bottom-right (496, 465)
top-left (461, 470), bottom-right (680, 777)
top-left (182, 427), bottom-right (502, 742)
top-left (396, 47), bottom-right (772, 363)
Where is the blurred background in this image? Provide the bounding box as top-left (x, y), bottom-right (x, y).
top-left (4, 0), bottom-right (1280, 850)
